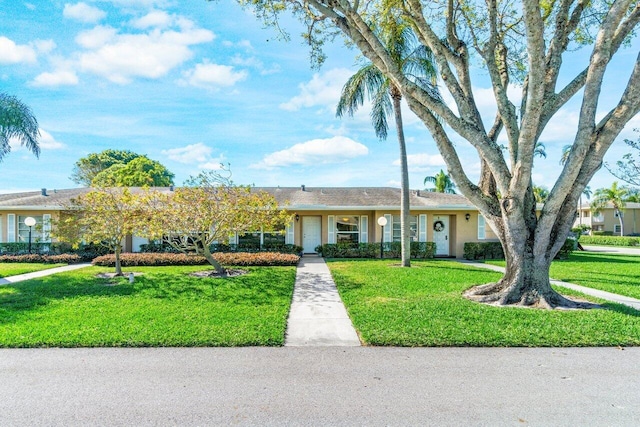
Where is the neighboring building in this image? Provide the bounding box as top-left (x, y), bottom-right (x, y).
top-left (0, 186), bottom-right (499, 257)
top-left (574, 202), bottom-right (640, 235)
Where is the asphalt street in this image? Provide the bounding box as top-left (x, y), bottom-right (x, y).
top-left (1, 347), bottom-right (638, 426)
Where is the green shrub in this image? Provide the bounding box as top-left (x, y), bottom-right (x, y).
top-left (463, 242), bottom-right (504, 260)
top-left (316, 242), bottom-right (435, 259)
top-left (593, 231), bottom-right (614, 236)
top-left (464, 239), bottom-right (576, 260)
top-left (580, 235), bottom-right (640, 247)
top-left (92, 252), bottom-right (300, 267)
top-left (0, 254), bottom-right (83, 264)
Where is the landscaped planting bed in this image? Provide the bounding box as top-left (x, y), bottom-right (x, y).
top-left (328, 259), bottom-right (640, 346)
top-left (0, 265), bottom-right (297, 347)
top-left (92, 252), bottom-right (300, 267)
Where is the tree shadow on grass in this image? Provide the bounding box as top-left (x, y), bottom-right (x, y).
top-left (0, 267), bottom-right (296, 326)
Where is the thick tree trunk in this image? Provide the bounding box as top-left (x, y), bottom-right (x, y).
top-left (202, 243), bottom-right (226, 276)
top-left (464, 218), bottom-right (592, 309)
top-left (392, 88), bottom-right (411, 267)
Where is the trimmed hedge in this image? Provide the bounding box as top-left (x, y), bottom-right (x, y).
top-left (0, 254), bottom-right (83, 264)
top-left (140, 242), bottom-right (303, 255)
top-left (463, 238), bottom-right (576, 260)
top-left (580, 235), bottom-right (640, 247)
top-left (92, 252), bottom-right (300, 267)
top-left (315, 242), bottom-right (436, 259)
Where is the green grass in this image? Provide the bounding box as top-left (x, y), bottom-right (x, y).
top-left (486, 252), bottom-right (640, 300)
top-left (328, 259), bottom-right (640, 347)
top-left (0, 265), bottom-right (296, 347)
top-left (0, 263), bottom-right (66, 278)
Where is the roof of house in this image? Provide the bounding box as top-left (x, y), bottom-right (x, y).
top-left (0, 186), bottom-right (474, 211)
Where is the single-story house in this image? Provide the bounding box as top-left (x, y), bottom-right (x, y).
top-left (573, 201), bottom-right (640, 236)
top-left (0, 186), bottom-right (499, 257)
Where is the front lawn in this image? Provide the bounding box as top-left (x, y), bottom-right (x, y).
top-left (328, 259), bottom-right (640, 347)
top-left (0, 263), bottom-right (66, 278)
top-left (487, 252), bottom-right (640, 300)
top-left (0, 265), bottom-right (296, 347)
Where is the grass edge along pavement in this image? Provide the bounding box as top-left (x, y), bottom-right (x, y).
top-left (0, 263), bottom-right (67, 278)
top-left (327, 259), bottom-right (640, 347)
top-left (0, 265), bottom-right (296, 347)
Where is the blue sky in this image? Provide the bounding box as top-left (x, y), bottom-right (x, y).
top-left (1, 0), bottom-right (638, 194)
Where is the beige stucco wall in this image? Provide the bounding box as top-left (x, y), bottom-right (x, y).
top-left (575, 207), bottom-right (640, 235)
top-left (291, 209), bottom-right (497, 258)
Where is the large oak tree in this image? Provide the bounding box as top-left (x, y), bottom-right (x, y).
top-left (238, 0), bottom-right (640, 308)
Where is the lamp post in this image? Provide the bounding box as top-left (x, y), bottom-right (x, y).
top-left (377, 216), bottom-right (387, 259)
top-left (24, 216), bottom-right (36, 254)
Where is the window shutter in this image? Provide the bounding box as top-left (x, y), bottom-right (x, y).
top-left (328, 215), bottom-right (335, 244)
top-left (383, 214), bottom-right (392, 243)
top-left (7, 214), bottom-right (15, 243)
top-left (360, 216), bottom-right (368, 243)
top-left (0, 216), bottom-right (3, 242)
top-left (419, 214), bottom-right (427, 242)
top-left (478, 214), bottom-right (486, 240)
top-left (286, 222), bottom-right (294, 244)
top-left (43, 214), bottom-right (52, 242)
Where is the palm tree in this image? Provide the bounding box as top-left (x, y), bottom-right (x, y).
top-left (591, 182), bottom-right (628, 236)
top-left (0, 93), bottom-right (40, 162)
top-left (424, 170), bottom-right (457, 194)
top-left (534, 142), bottom-right (547, 159)
top-left (559, 144), bottom-right (572, 165)
top-left (336, 20), bottom-right (437, 267)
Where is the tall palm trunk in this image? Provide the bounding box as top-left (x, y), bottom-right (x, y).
top-left (391, 86), bottom-right (410, 267)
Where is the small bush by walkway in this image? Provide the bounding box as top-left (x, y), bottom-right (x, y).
top-left (0, 265), bottom-right (296, 347)
top-left (328, 259), bottom-right (640, 347)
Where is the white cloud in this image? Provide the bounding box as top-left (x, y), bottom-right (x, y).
top-left (9, 129), bottom-right (65, 151)
top-left (131, 10), bottom-right (172, 28)
top-left (280, 68), bottom-right (353, 111)
top-left (76, 26), bottom-right (118, 49)
top-left (0, 36), bottom-right (37, 64)
top-left (31, 70), bottom-right (79, 87)
top-left (63, 2), bottom-right (106, 23)
top-left (252, 136), bottom-right (368, 169)
top-left (39, 129), bottom-right (66, 149)
top-left (161, 143), bottom-right (225, 170)
top-left (394, 153), bottom-right (446, 170)
top-left (77, 23), bottom-right (215, 84)
top-left (182, 62), bottom-right (247, 88)
top-left (162, 143), bottom-right (212, 164)
top-left (33, 39), bottom-right (56, 54)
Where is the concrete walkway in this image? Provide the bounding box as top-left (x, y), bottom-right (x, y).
top-left (285, 256), bottom-right (360, 346)
top-left (459, 260), bottom-right (640, 310)
top-left (582, 244), bottom-right (640, 256)
top-left (0, 263), bottom-right (92, 285)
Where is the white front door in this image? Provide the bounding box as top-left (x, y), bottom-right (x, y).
top-left (302, 216), bottom-right (322, 253)
top-left (433, 216), bottom-right (450, 256)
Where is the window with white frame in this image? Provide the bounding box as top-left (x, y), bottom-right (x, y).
top-left (593, 213), bottom-right (604, 222)
top-left (391, 215), bottom-right (418, 242)
top-left (478, 215), bottom-right (486, 240)
top-left (583, 211), bottom-right (590, 218)
top-left (237, 225), bottom-right (286, 249)
top-left (18, 215), bottom-right (44, 243)
top-left (336, 216), bottom-right (360, 244)
top-left (614, 224), bottom-right (622, 234)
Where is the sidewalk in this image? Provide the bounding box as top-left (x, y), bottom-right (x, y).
top-left (459, 260), bottom-right (640, 310)
top-left (285, 256), bottom-right (360, 346)
top-left (0, 263), bottom-right (92, 285)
